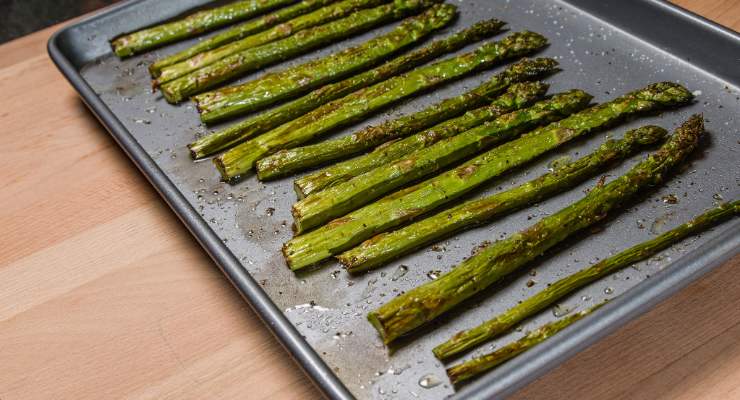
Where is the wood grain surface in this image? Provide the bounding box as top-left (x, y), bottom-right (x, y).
top-left (1, 1), bottom-right (738, 399)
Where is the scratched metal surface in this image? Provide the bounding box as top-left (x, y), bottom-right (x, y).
top-left (78, 0), bottom-right (739, 398)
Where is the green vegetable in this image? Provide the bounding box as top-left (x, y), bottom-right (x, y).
top-left (341, 125), bottom-right (668, 273)
top-left (215, 31), bottom-right (550, 181)
top-left (435, 197), bottom-right (739, 360)
top-left (446, 303), bottom-right (604, 385)
top-left (154, 0), bottom-right (388, 85)
top-left (187, 19), bottom-right (508, 158)
top-left (149, 0), bottom-right (341, 77)
top-left (292, 59), bottom-right (559, 198)
top-left (111, 0), bottom-right (297, 57)
top-left (284, 82), bottom-right (693, 271)
top-left (366, 114), bottom-right (704, 343)
top-left (291, 89), bottom-right (592, 233)
top-left (257, 58), bottom-right (559, 182)
top-left (194, 2), bottom-right (488, 123)
top-left (160, 0), bottom-right (443, 103)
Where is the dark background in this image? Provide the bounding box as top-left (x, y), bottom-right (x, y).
top-left (0, 0), bottom-right (121, 44)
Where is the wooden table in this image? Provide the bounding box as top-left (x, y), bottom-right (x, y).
top-left (1, 1), bottom-right (738, 399)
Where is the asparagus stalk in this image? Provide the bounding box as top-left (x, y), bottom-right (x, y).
top-left (189, 55), bottom-right (551, 161)
top-left (111, 0), bottom-right (297, 57)
top-left (446, 303), bottom-right (604, 386)
top-left (215, 31), bottom-right (550, 181)
top-left (154, 0), bottom-right (389, 86)
top-left (257, 59), bottom-right (558, 181)
top-left (160, 0), bottom-right (444, 103)
top-left (283, 83), bottom-right (693, 271)
top-left (291, 58), bottom-right (558, 197)
top-left (149, 0), bottom-right (341, 77)
top-left (435, 199), bottom-right (740, 361)
top-left (342, 125), bottom-right (668, 273)
top-left (192, 2), bottom-right (468, 123)
top-left (291, 89), bottom-right (592, 233)
top-left (366, 114), bottom-right (704, 344)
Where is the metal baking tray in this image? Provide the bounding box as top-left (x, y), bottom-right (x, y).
top-left (48, 0), bottom-right (740, 398)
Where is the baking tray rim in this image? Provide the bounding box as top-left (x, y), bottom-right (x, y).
top-left (45, 1), bottom-right (740, 399)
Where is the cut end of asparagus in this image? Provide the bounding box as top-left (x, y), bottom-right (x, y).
top-left (160, 83), bottom-right (184, 104)
top-left (367, 311), bottom-right (392, 344)
top-left (148, 63), bottom-right (161, 78)
top-left (110, 38), bottom-right (132, 58)
top-left (213, 155), bottom-right (243, 184)
top-left (187, 142), bottom-right (203, 160)
top-left (282, 243), bottom-right (302, 272)
top-left (283, 236), bottom-right (332, 271)
top-left (338, 231), bottom-right (392, 274)
top-left (256, 150), bottom-right (291, 181)
top-left (291, 203), bottom-right (310, 235)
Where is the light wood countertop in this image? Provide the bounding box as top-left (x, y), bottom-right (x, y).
top-left (1, 1), bottom-right (738, 399)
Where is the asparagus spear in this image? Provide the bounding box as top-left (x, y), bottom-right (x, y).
top-left (342, 125), bottom-right (668, 273)
top-left (215, 31), bottom-right (550, 181)
top-left (149, 0), bottom-right (341, 77)
top-left (257, 60), bottom-right (558, 181)
top-left (192, 2), bottom-right (469, 123)
top-left (283, 83), bottom-right (693, 270)
top-left (154, 0), bottom-right (389, 86)
top-left (366, 114), bottom-right (704, 343)
top-left (435, 199), bottom-right (740, 361)
top-left (291, 58), bottom-right (558, 197)
top-left (291, 89), bottom-right (592, 233)
top-left (446, 303), bottom-right (604, 386)
top-left (189, 55), bottom-right (551, 161)
top-left (160, 0), bottom-right (444, 103)
top-left (111, 0), bottom-right (297, 57)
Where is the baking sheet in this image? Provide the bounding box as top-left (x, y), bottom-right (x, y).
top-left (49, 0), bottom-right (740, 398)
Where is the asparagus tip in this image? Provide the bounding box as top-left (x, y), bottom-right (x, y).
top-left (642, 82), bottom-right (694, 105)
top-left (470, 18), bottom-right (507, 33)
top-left (506, 57), bottom-right (560, 80)
top-left (627, 125), bottom-right (669, 146)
